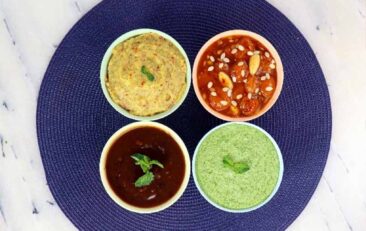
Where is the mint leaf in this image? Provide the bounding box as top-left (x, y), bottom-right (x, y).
top-left (139, 162), bottom-right (151, 173)
top-left (134, 172), bottom-right (154, 187)
top-left (149, 160), bottom-right (164, 169)
top-left (223, 155), bottom-right (249, 174)
top-left (131, 153), bottom-right (151, 173)
top-left (141, 66), bottom-right (155, 81)
top-left (233, 162), bottom-right (250, 173)
top-left (223, 155), bottom-right (234, 167)
top-left (130, 153), bottom-right (164, 187)
top-left (143, 154), bottom-right (151, 163)
top-left (131, 153), bottom-right (145, 161)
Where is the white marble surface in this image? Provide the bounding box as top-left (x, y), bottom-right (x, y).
top-left (0, 0), bottom-right (365, 230)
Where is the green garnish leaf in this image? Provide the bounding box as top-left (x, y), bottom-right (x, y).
top-left (131, 153), bottom-right (151, 173)
top-left (139, 162), bottom-right (151, 173)
top-left (223, 155), bottom-right (234, 167)
top-left (223, 155), bottom-right (249, 174)
top-left (134, 172), bottom-right (154, 187)
top-left (131, 153), bottom-right (164, 187)
top-left (149, 160), bottom-right (164, 169)
top-left (131, 153), bottom-right (146, 162)
top-left (232, 162), bottom-right (250, 174)
top-left (141, 65), bottom-right (155, 81)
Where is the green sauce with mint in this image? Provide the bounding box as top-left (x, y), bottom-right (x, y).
top-left (195, 123), bottom-right (280, 210)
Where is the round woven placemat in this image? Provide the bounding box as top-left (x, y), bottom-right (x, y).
top-left (36, 0), bottom-right (332, 230)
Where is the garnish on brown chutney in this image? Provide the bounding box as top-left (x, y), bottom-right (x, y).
top-left (131, 153), bottom-right (164, 187)
top-left (105, 126), bottom-right (185, 208)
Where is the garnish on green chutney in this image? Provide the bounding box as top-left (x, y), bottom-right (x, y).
top-left (131, 153), bottom-right (164, 187)
top-left (223, 155), bottom-right (249, 174)
top-left (105, 126), bottom-right (185, 208)
top-left (195, 123), bottom-right (280, 210)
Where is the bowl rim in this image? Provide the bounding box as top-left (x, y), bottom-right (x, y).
top-left (99, 121), bottom-right (191, 214)
top-left (192, 122), bottom-right (284, 213)
top-left (100, 28), bottom-right (192, 121)
top-left (192, 29), bottom-right (284, 122)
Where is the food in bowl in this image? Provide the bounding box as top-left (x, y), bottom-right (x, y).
top-left (106, 32), bottom-right (187, 116)
top-left (193, 122), bottom-right (283, 212)
top-left (101, 29), bottom-right (191, 120)
top-left (193, 30), bottom-right (283, 121)
top-left (100, 122), bottom-right (190, 213)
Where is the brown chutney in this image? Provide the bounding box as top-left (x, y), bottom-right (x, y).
top-left (105, 126), bottom-right (186, 208)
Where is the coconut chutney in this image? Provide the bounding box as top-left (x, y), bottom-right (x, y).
top-left (195, 123), bottom-right (280, 210)
top-left (106, 32), bottom-right (187, 116)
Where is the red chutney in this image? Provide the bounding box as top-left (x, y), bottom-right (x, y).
top-left (197, 35), bottom-right (277, 117)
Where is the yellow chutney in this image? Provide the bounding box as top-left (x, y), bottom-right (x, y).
top-left (106, 32), bottom-right (187, 116)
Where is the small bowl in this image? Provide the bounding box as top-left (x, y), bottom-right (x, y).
top-left (192, 30), bottom-right (284, 121)
top-left (100, 121), bottom-right (191, 213)
top-left (192, 122), bottom-right (284, 213)
top-left (100, 28), bottom-right (191, 121)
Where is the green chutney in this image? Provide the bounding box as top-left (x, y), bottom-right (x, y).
top-left (195, 123), bottom-right (280, 210)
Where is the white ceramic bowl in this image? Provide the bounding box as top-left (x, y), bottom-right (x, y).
top-left (100, 28), bottom-right (191, 121)
top-left (192, 122), bottom-right (284, 213)
top-left (100, 121), bottom-right (191, 213)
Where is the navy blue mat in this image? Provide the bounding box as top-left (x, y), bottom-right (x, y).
top-left (36, 0), bottom-right (332, 230)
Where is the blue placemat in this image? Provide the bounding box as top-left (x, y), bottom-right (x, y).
top-left (36, 0), bottom-right (332, 230)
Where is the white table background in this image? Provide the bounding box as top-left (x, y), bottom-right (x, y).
top-left (0, 0), bottom-right (365, 230)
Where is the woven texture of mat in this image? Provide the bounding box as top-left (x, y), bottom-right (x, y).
top-left (36, 0), bottom-right (332, 230)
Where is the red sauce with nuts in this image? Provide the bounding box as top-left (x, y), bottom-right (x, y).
top-left (197, 35), bottom-right (277, 117)
top-left (105, 126), bottom-right (185, 208)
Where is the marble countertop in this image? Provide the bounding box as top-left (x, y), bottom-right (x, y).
top-left (0, 0), bottom-right (365, 230)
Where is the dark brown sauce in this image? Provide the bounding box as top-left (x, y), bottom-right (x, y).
top-left (105, 126), bottom-right (185, 208)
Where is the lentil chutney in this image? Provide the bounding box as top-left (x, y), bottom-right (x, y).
top-left (106, 32), bottom-right (187, 117)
